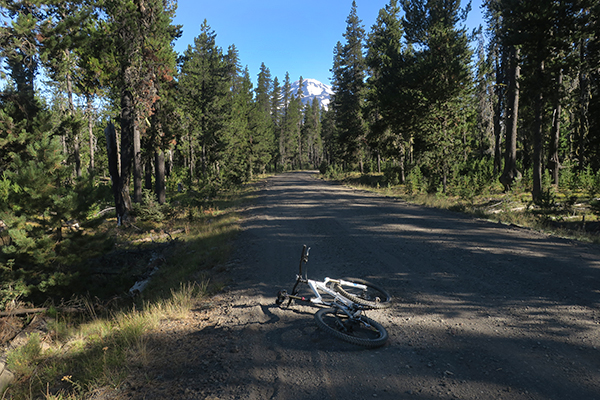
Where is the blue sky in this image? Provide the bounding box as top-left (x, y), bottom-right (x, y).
top-left (172, 0), bottom-right (485, 87)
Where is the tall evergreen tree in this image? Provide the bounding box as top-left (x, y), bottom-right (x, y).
top-left (301, 97), bottom-right (323, 168)
top-left (278, 72), bottom-right (297, 169)
top-left (102, 0), bottom-right (179, 223)
top-left (256, 62), bottom-right (272, 115)
top-left (401, 0), bottom-right (473, 192)
top-left (366, 0), bottom-right (406, 176)
top-left (271, 76), bottom-right (282, 126)
top-left (0, 2), bottom-right (99, 301)
top-left (40, 0), bottom-right (98, 179)
top-left (179, 20), bottom-right (228, 183)
top-left (222, 65), bottom-right (253, 183)
top-left (252, 63), bottom-right (275, 175)
top-left (331, 1), bottom-right (367, 171)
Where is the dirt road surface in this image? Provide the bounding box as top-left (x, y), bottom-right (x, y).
top-left (126, 171), bottom-right (600, 400)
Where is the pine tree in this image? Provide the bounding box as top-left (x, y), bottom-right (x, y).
top-left (0, 2), bottom-right (100, 302)
top-left (278, 72), bottom-right (299, 169)
top-left (301, 97), bottom-right (323, 168)
top-left (256, 62), bottom-right (272, 114)
top-left (401, 0), bottom-right (473, 192)
top-left (179, 20), bottom-right (228, 184)
top-left (365, 0), bottom-right (406, 176)
top-left (102, 0), bottom-right (179, 222)
top-left (331, 1), bottom-right (367, 171)
top-left (39, 0), bottom-right (97, 179)
top-left (282, 89), bottom-right (303, 169)
top-left (271, 77), bottom-right (281, 123)
top-left (222, 66), bottom-right (253, 183)
top-left (252, 63), bottom-right (275, 176)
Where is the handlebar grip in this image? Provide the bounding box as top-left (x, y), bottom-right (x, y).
top-left (299, 245), bottom-right (309, 274)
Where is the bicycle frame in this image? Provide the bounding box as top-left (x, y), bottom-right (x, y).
top-left (291, 277), bottom-right (356, 307)
top-left (281, 245), bottom-right (369, 315)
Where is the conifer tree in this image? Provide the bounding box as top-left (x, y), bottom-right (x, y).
top-left (0, 2), bottom-right (99, 302)
top-left (282, 89), bottom-right (303, 169)
top-left (331, 1), bottom-right (367, 171)
top-left (301, 97), bottom-right (323, 168)
top-left (222, 65), bottom-right (253, 183)
top-left (248, 97), bottom-right (275, 176)
top-left (278, 72), bottom-right (296, 169)
top-left (271, 76), bottom-right (282, 126)
top-left (366, 0), bottom-right (406, 176)
top-left (179, 20), bottom-right (228, 183)
top-left (401, 0), bottom-right (473, 192)
top-left (102, 0), bottom-right (178, 222)
top-left (251, 63), bottom-right (275, 175)
top-left (256, 62), bottom-right (272, 115)
top-left (40, 0), bottom-right (97, 179)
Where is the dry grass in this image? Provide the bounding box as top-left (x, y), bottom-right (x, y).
top-left (327, 171), bottom-right (600, 244)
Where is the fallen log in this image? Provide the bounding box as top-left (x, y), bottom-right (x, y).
top-left (0, 307), bottom-right (83, 317)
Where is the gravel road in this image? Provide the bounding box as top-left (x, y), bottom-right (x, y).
top-left (126, 171), bottom-right (600, 400)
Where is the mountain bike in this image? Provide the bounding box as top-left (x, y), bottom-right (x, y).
top-left (276, 245), bottom-right (392, 347)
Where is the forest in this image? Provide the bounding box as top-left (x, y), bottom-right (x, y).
top-left (0, 0), bottom-right (599, 308)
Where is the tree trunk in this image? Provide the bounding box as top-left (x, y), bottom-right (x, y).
top-left (118, 88), bottom-right (134, 223)
top-left (499, 46), bottom-right (521, 192)
top-left (133, 121), bottom-right (142, 203)
top-left (144, 157), bottom-right (153, 191)
top-left (166, 149), bottom-right (173, 178)
top-left (399, 144), bottom-right (405, 184)
top-left (187, 131), bottom-right (195, 180)
top-left (577, 39), bottom-right (590, 169)
top-left (532, 60), bottom-right (545, 203)
top-left (155, 150), bottom-right (166, 204)
top-left (105, 123), bottom-right (124, 219)
top-left (550, 69), bottom-right (562, 186)
top-left (65, 64), bottom-right (82, 179)
top-left (493, 56), bottom-right (504, 175)
top-left (87, 96), bottom-right (95, 173)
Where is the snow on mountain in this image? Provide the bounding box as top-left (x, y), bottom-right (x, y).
top-left (290, 78), bottom-right (334, 110)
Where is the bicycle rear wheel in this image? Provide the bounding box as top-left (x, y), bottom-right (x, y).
top-left (333, 278), bottom-right (392, 309)
top-left (314, 308), bottom-right (388, 348)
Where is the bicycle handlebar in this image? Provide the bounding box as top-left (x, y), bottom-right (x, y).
top-left (299, 245), bottom-right (310, 276)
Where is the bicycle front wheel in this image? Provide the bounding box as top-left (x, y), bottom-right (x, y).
top-left (334, 278), bottom-right (392, 309)
top-left (314, 308), bottom-right (388, 348)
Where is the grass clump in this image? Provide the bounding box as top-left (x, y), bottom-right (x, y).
top-left (3, 282), bottom-right (208, 399)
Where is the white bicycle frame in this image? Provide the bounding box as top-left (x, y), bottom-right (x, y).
top-left (305, 277), bottom-right (369, 316)
top-left (279, 245), bottom-right (371, 317)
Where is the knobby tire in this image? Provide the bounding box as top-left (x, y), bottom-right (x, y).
top-left (314, 308), bottom-right (388, 348)
top-left (333, 278), bottom-right (392, 309)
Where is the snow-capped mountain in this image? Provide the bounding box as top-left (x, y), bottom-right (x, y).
top-left (290, 78), bottom-right (334, 110)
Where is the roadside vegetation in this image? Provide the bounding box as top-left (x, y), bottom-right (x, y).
top-left (1, 181), bottom-right (257, 400)
top-left (322, 164), bottom-right (600, 244)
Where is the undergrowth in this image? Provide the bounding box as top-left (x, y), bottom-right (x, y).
top-left (1, 177), bottom-right (260, 399)
top-left (324, 171), bottom-right (600, 244)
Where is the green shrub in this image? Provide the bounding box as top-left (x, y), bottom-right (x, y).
top-left (405, 166), bottom-right (424, 195)
top-left (580, 166), bottom-right (600, 198)
top-left (132, 189), bottom-right (165, 222)
top-left (383, 165), bottom-right (402, 186)
top-left (324, 164), bottom-right (344, 180)
top-left (560, 164), bottom-right (579, 193)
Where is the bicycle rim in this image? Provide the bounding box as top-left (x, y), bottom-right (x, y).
top-left (334, 278), bottom-right (392, 309)
top-left (314, 308), bottom-right (388, 348)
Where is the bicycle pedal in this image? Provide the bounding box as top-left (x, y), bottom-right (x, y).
top-left (275, 290), bottom-right (288, 305)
